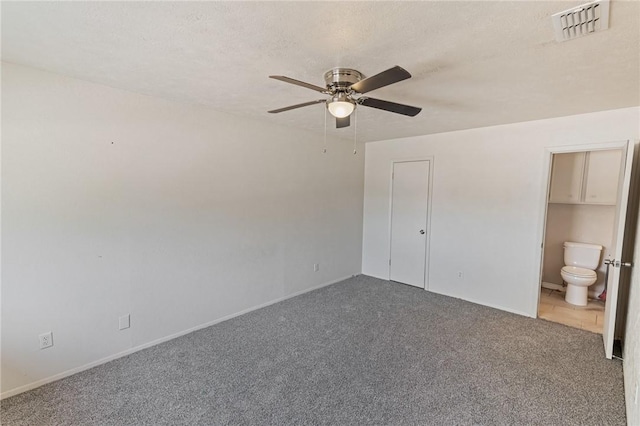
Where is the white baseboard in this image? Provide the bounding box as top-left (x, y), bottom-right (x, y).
top-left (0, 274), bottom-right (356, 400)
top-left (359, 274), bottom-right (533, 318)
top-left (425, 288), bottom-right (532, 318)
top-left (541, 281), bottom-right (601, 299)
top-left (542, 281), bottom-right (565, 291)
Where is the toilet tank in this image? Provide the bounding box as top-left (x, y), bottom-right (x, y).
top-left (563, 242), bottom-right (603, 269)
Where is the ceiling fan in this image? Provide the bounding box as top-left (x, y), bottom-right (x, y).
top-left (268, 66), bottom-right (422, 128)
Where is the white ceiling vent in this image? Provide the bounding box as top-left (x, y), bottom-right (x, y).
top-left (552, 0), bottom-right (610, 42)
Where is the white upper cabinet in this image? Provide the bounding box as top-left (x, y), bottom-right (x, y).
top-left (549, 149), bottom-right (622, 205)
top-left (584, 149), bottom-right (623, 205)
top-left (549, 152), bottom-right (585, 203)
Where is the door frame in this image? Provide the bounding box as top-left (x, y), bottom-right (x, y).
top-left (387, 156), bottom-right (434, 290)
top-left (533, 140), bottom-right (634, 356)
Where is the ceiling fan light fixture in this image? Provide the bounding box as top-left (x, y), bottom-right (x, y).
top-left (269, 66), bottom-right (422, 127)
top-left (327, 93), bottom-right (355, 118)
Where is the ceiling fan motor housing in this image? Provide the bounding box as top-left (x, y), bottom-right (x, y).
top-left (324, 68), bottom-right (363, 92)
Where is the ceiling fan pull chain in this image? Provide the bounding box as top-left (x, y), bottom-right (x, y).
top-left (323, 105), bottom-right (327, 154)
top-left (353, 108), bottom-right (358, 155)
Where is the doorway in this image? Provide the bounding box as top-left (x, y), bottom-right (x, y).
top-left (536, 141), bottom-right (635, 359)
top-left (389, 159), bottom-right (432, 288)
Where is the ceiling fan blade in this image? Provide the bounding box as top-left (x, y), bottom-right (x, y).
top-left (358, 97), bottom-right (422, 117)
top-left (349, 66), bottom-right (411, 94)
top-left (268, 99), bottom-right (326, 114)
top-left (269, 75), bottom-right (328, 93)
top-left (336, 116), bottom-right (350, 128)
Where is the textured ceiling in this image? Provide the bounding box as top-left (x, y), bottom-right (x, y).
top-left (2, 1), bottom-right (639, 142)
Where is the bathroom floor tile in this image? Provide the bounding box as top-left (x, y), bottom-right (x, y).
top-left (540, 311), bottom-right (583, 329)
top-left (581, 321), bottom-right (603, 334)
top-left (537, 289), bottom-right (604, 334)
top-left (539, 297), bottom-right (568, 308)
top-left (553, 305), bottom-right (598, 322)
top-left (538, 302), bottom-right (554, 315)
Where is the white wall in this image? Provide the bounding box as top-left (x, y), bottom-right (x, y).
top-left (1, 63), bottom-right (365, 396)
top-left (542, 203), bottom-right (616, 295)
top-left (362, 107), bottom-right (640, 317)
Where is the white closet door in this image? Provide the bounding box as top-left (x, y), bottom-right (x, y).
top-left (389, 161), bottom-right (430, 288)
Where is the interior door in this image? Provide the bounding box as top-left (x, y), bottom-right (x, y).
top-left (602, 141), bottom-right (635, 359)
top-left (390, 160), bottom-right (430, 288)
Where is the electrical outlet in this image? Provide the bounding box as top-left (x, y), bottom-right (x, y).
top-left (119, 314), bottom-right (131, 330)
top-left (313, 263), bottom-right (320, 272)
top-left (457, 271), bottom-right (464, 280)
top-left (39, 332), bottom-right (53, 349)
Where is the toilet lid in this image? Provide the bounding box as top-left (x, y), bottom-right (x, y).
top-left (561, 266), bottom-right (597, 278)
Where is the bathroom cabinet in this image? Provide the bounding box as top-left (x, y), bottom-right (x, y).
top-left (549, 152), bottom-right (585, 204)
top-left (583, 149), bottom-right (623, 205)
top-left (549, 149), bottom-right (622, 205)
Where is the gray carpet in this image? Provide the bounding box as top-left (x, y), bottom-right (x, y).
top-left (1, 275), bottom-right (626, 425)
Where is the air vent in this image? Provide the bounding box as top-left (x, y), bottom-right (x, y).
top-left (552, 0), bottom-right (610, 42)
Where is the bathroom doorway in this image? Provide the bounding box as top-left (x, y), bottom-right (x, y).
top-left (536, 141), bottom-right (635, 359)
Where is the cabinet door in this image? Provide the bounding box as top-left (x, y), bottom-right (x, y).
top-left (549, 152), bottom-right (585, 203)
top-left (584, 149), bottom-right (622, 205)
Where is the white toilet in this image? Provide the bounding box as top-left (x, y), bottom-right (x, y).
top-left (560, 241), bottom-right (602, 306)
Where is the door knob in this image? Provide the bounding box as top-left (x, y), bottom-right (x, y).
top-left (420, 230), bottom-right (425, 234)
